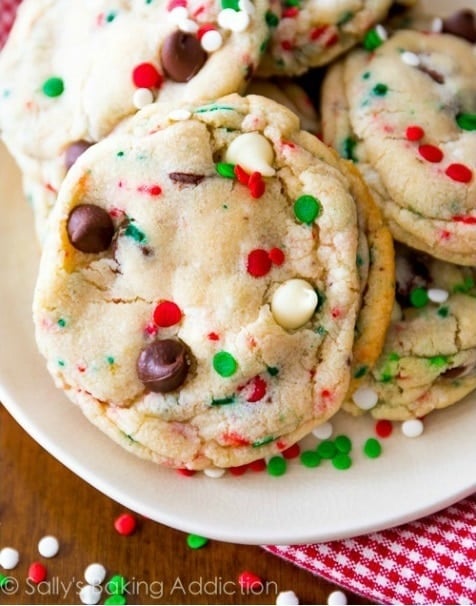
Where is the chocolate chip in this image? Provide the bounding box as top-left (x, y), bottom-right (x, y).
top-left (441, 364), bottom-right (476, 379)
top-left (161, 31), bottom-right (207, 82)
top-left (442, 9), bottom-right (476, 43)
top-left (417, 65), bottom-right (445, 85)
top-left (65, 140), bottom-right (93, 170)
top-left (67, 204), bottom-right (115, 253)
top-left (168, 172), bottom-right (204, 185)
top-left (137, 339), bottom-right (191, 393)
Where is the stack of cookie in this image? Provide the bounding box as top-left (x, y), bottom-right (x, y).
top-left (0, 0), bottom-right (473, 470)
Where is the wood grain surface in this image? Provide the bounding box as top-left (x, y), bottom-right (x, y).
top-left (0, 405), bottom-right (374, 606)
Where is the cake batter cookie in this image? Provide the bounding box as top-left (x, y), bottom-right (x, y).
top-left (346, 245), bottom-right (476, 420)
top-left (321, 28), bottom-right (476, 265)
top-left (33, 93), bottom-right (362, 470)
top-left (0, 0), bottom-right (270, 239)
top-left (257, 0), bottom-right (415, 77)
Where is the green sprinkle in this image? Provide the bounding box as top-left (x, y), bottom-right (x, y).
top-left (105, 11), bottom-right (117, 22)
top-left (58, 359), bottom-right (65, 367)
top-left (409, 286), bottom-right (429, 308)
top-left (215, 162), bottom-right (236, 178)
top-left (363, 437), bottom-right (382, 458)
top-left (332, 452), bottom-right (352, 470)
top-left (437, 306), bottom-right (449, 318)
top-left (315, 325), bottom-right (327, 336)
top-left (338, 10), bottom-right (353, 25)
top-left (105, 596), bottom-right (127, 605)
top-left (342, 136), bottom-right (358, 161)
top-left (362, 71), bottom-right (371, 79)
top-left (107, 356), bottom-right (115, 365)
top-left (259, 38), bottom-right (269, 53)
top-left (334, 435), bottom-right (352, 454)
top-left (211, 395), bottom-right (235, 406)
top-left (372, 83), bottom-right (388, 96)
top-left (265, 10), bottom-right (279, 26)
top-left (124, 223), bottom-right (147, 243)
top-left (294, 195), bottom-right (321, 224)
top-left (267, 366), bottom-right (279, 376)
top-left (429, 355), bottom-right (449, 368)
top-left (388, 352), bottom-right (400, 361)
top-left (380, 373), bottom-right (393, 383)
top-left (213, 351), bottom-right (238, 377)
top-left (106, 574), bottom-right (127, 596)
top-left (145, 0), bottom-right (153, 3)
top-left (300, 450), bottom-right (321, 468)
top-left (187, 534), bottom-right (209, 549)
top-left (354, 365), bottom-right (368, 379)
top-left (221, 0), bottom-right (240, 9)
top-left (42, 76), bottom-right (64, 97)
top-left (57, 317), bottom-right (67, 328)
top-left (116, 150), bottom-right (125, 157)
top-left (363, 28), bottom-right (384, 50)
top-left (316, 440), bottom-right (337, 459)
top-left (0, 574), bottom-right (9, 589)
top-left (453, 276), bottom-right (474, 293)
top-left (253, 435), bottom-right (274, 447)
top-left (284, 0), bottom-right (300, 6)
top-left (456, 113), bottom-right (476, 131)
top-left (267, 456), bottom-right (287, 476)
top-left (194, 104), bottom-right (235, 114)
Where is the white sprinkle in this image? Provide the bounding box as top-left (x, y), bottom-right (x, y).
top-left (203, 467), bottom-right (226, 478)
top-left (375, 24), bottom-right (388, 41)
top-left (201, 29), bottom-right (223, 52)
top-left (401, 419), bottom-right (424, 438)
top-left (327, 590), bottom-right (348, 605)
top-left (217, 8), bottom-right (250, 32)
top-left (427, 288), bottom-right (449, 304)
top-left (84, 563), bottom-right (107, 586)
top-left (168, 108), bottom-right (192, 121)
top-left (0, 547), bottom-right (19, 570)
top-left (167, 6), bottom-right (188, 23)
top-left (79, 584), bottom-right (102, 605)
top-left (431, 17), bottom-right (443, 33)
top-left (276, 590), bottom-right (300, 605)
top-left (312, 421), bottom-right (333, 440)
top-left (178, 18), bottom-right (199, 33)
top-left (38, 536), bottom-right (59, 558)
top-left (239, 0), bottom-right (256, 14)
top-left (132, 88), bottom-right (154, 109)
top-left (352, 386), bottom-right (378, 411)
top-left (401, 51), bottom-right (420, 67)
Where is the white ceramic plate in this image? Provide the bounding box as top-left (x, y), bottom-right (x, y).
top-left (1, 0), bottom-right (475, 545)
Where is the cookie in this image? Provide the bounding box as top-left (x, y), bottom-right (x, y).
top-left (346, 245), bottom-right (476, 420)
top-left (321, 27), bottom-right (476, 265)
top-left (257, 0), bottom-right (415, 77)
top-left (0, 0), bottom-right (270, 239)
top-left (246, 78), bottom-right (321, 134)
top-left (33, 93), bottom-right (362, 470)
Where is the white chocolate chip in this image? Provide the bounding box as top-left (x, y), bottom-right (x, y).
top-left (79, 584), bottom-right (102, 605)
top-left (224, 132), bottom-right (275, 176)
top-left (401, 51), bottom-right (420, 67)
top-left (375, 24), bottom-right (388, 41)
top-left (352, 386), bottom-right (378, 411)
top-left (133, 88), bottom-right (155, 109)
top-left (271, 279), bottom-right (318, 330)
top-left (276, 590), bottom-right (300, 605)
top-left (0, 547), bottom-right (20, 570)
top-left (203, 467), bottom-right (226, 478)
top-left (84, 563), bottom-right (107, 586)
top-left (168, 108), bottom-right (192, 121)
top-left (327, 590), bottom-right (348, 606)
top-left (401, 419), bottom-right (424, 438)
top-left (217, 8), bottom-right (250, 32)
top-left (427, 288), bottom-right (449, 304)
top-left (167, 6), bottom-right (188, 23)
top-left (38, 536), bottom-right (60, 558)
top-left (178, 18), bottom-right (199, 33)
top-left (312, 421), bottom-right (333, 440)
top-left (431, 17), bottom-right (443, 33)
top-left (201, 29), bottom-right (223, 52)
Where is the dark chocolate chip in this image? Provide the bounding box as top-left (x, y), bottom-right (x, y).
top-left (161, 31), bottom-right (207, 82)
top-left (137, 339), bottom-right (191, 393)
top-left (168, 172), bottom-right (204, 185)
top-left (440, 364), bottom-right (476, 379)
top-left (65, 140), bottom-right (93, 170)
top-left (442, 9), bottom-right (476, 43)
top-left (67, 204), bottom-right (115, 253)
top-left (418, 65), bottom-right (445, 85)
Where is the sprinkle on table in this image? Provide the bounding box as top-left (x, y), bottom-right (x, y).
top-left (186, 534), bottom-right (209, 549)
top-left (0, 547), bottom-right (19, 570)
top-left (28, 561), bottom-right (48, 584)
top-left (38, 535), bottom-right (60, 558)
top-left (114, 513), bottom-right (137, 536)
top-left (363, 437), bottom-right (382, 458)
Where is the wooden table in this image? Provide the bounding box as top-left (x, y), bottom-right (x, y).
top-left (0, 405), bottom-right (370, 605)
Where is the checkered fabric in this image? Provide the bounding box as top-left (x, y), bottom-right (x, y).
top-left (1, 2), bottom-right (476, 604)
top-left (0, 0), bottom-right (19, 48)
top-left (265, 494), bottom-right (476, 605)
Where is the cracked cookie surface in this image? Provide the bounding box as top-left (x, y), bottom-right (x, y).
top-left (33, 93), bottom-right (362, 469)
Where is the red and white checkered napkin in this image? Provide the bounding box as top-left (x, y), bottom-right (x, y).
top-left (0, 0), bottom-right (20, 49)
top-left (265, 494), bottom-right (476, 605)
top-left (2, 2), bottom-right (476, 604)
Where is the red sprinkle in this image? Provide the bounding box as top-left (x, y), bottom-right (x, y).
top-left (438, 229), bottom-right (451, 240)
top-left (28, 562), bottom-right (47, 584)
top-left (452, 215), bottom-right (476, 224)
top-left (238, 571), bottom-right (263, 591)
top-left (222, 431), bottom-right (250, 447)
top-left (418, 144), bottom-right (443, 163)
top-left (248, 458), bottom-right (266, 472)
top-left (167, 0), bottom-right (187, 10)
top-left (153, 300), bottom-right (182, 327)
top-left (269, 247), bottom-right (285, 266)
top-left (132, 63), bottom-right (162, 89)
top-left (405, 125), bottom-right (425, 141)
top-left (234, 164), bottom-right (250, 186)
top-left (247, 249), bottom-right (272, 277)
top-left (248, 171), bottom-right (265, 199)
top-left (324, 32), bottom-right (339, 47)
top-left (310, 25), bottom-right (327, 40)
top-left (281, 40), bottom-right (293, 51)
top-left (244, 376), bottom-right (267, 402)
top-left (445, 163), bottom-right (473, 183)
top-left (207, 332), bottom-right (220, 341)
top-left (114, 512), bottom-right (137, 536)
top-left (145, 323), bottom-right (158, 336)
top-left (229, 464), bottom-right (249, 476)
top-left (375, 419), bottom-right (393, 438)
top-left (281, 443), bottom-right (301, 459)
top-left (282, 6), bottom-right (299, 17)
top-left (197, 23), bottom-right (216, 40)
top-left (177, 468), bottom-right (196, 476)
top-left (137, 184), bottom-right (162, 196)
